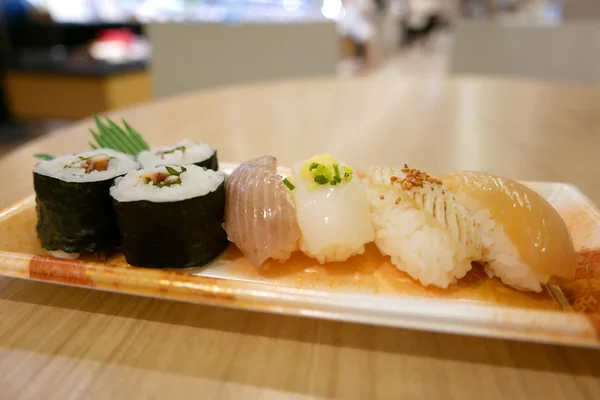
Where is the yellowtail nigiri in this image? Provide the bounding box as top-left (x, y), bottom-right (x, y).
top-left (224, 156), bottom-right (301, 267)
top-left (366, 164), bottom-right (483, 288)
top-left (443, 171), bottom-right (576, 292)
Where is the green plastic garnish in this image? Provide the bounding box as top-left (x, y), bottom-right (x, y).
top-left (89, 114), bottom-right (150, 155)
top-left (35, 114), bottom-right (150, 160)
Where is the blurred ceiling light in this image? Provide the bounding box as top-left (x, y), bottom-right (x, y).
top-left (282, 0), bottom-right (301, 12)
top-left (321, 0), bottom-right (342, 20)
top-left (46, 0), bottom-right (95, 23)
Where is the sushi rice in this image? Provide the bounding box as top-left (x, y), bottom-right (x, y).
top-left (451, 193), bottom-right (549, 292)
top-left (366, 165), bottom-right (482, 288)
top-left (137, 139), bottom-right (216, 169)
top-left (110, 164), bottom-right (224, 203)
top-left (33, 149), bottom-right (139, 183)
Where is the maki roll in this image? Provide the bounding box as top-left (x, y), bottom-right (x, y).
top-left (110, 164), bottom-right (228, 268)
top-left (137, 139), bottom-right (218, 171)
top-left (33, 149), bottom-right (140, 257)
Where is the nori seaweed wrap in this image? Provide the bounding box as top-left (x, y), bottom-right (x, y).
top-left (110, 164), bottom-right (227, 268)
top-left (33, 149), bottom-right (140, 255)
top-left (137, 139), bottom-right (219, 171)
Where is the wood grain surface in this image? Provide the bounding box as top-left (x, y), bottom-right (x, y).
top-left (1, 77), bottom-right (600, 399)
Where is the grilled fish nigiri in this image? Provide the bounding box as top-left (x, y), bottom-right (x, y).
top-left (366, 165), bottom-right (483, 289)
top-left (224, 156), bottom-right (301, 267)
top-left (290, 154), bottom-right (374, 263)
top-left (443, 171), bottom-right (576, 292)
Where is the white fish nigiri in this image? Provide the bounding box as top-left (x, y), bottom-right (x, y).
top-left (290, 154), bottom-right (374, 263)
top-left (224, 156), bottom-right (301, 267)
top-left (366, 164), bottom-right (483, 288)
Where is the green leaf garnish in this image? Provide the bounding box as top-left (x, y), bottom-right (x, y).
top-left (282, 178), bottom-right (295, 190)
top-left (88, 114), bottom-right (151, 155)
top-left (35, 153), bottom-right (55, 160)
top-left (181, 166), bottom-right (187, 173)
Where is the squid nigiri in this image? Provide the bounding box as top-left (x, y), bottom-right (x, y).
top-left (223, 156), bottom-right (301, 267)
top-left (290, 154), bottom-right (374, 263)
top-left (443, 171), bottom-right (576, 292)
top-left (366, 164), bottom-right (483, 288)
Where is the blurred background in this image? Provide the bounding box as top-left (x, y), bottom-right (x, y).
top-left (0, 0), bottom-right (592, 155)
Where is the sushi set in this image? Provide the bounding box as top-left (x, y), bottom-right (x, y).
top-left (1, 116), bottom-right (600, 347)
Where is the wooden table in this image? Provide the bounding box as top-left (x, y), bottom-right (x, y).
top-left (1, 77), bottom-right (599, 399)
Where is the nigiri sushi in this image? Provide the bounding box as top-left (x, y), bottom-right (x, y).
top-left (224, 156), bottom-right (301, 267)
top-left (366, 164), bottom-right (483, 288)
top-left (290, 154), bottom-right (374, 263)
top-left (443, 171), bottom-right (576, 292)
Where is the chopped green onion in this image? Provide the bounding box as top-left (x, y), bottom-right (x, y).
top-left (309, 162), bottom-right (319, 171)
top-left (34, 153), bottom-right (55, 160)
top-left (282, 178), bottom-right (295, 190)
top-left (181, 166), bottom-right (187, 173)
top-left (156, 180), bottom-right (181, 188)
top-left (314, 175), bottom-right (329, 185)
top-left (343, 166), bottom-right (353, 182)
top-left (330, 180), bottom-right (337, 186)
top-left (144, 177), bottom-right (151, 184)
top-left (165, 166), bottom-right (179, 175)
top-left (158, 146), bottom-right (186, 157)
top-left (333, 164), bottom-right (341, 181)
